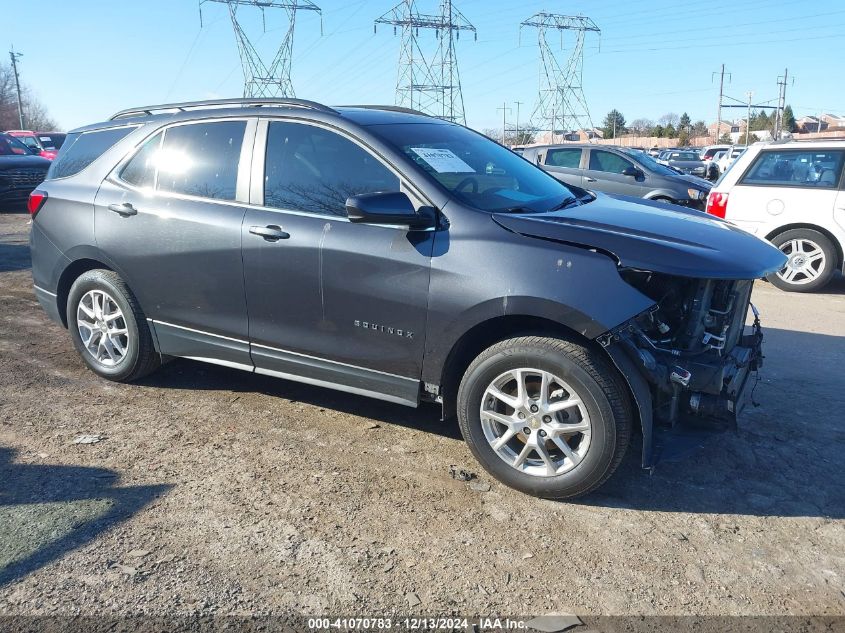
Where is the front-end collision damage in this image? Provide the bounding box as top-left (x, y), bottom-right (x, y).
top-left (600, 271), bottom-right (765, 468)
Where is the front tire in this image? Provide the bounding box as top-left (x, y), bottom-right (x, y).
top-left (67, 270), bottom-right (160, 382)
top-left (766, 229), bottom-right (836, 293)
top-left (457, 336), bottom-right (632, 499)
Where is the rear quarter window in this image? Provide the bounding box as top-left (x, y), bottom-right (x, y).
top-left (47, 126), bottom-right (137, 180)
top-left (739, 149), bottom-right (845, 189)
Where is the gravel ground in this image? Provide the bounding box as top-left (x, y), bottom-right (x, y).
top-left (0, 209), bottom-right (843, 619)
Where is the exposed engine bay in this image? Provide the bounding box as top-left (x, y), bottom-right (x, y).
top-left (602, 270), bottom-right (763, 430)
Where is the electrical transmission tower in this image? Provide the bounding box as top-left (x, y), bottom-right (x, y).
top-left (199, 0), bottom-right (322, 98)
top-left (375, 0), bottom-right (476, 124)
top-left (520, 12), bottom-right (600, 139)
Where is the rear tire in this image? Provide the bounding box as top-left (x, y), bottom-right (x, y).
top-left (457, 336), bottom-right (632, 499)
top-left (766, 229), bottom-right (836, 293)
top-left (67, 270), bottom-right (160, 382)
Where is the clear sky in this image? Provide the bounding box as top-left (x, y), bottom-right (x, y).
top-left (6, 0), bottom-right (845, 132)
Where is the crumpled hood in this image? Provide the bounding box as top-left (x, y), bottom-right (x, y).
top-left (492, 193), bottom-right (787, 279)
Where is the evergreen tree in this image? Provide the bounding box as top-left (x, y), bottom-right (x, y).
top-left (783, 105), bottom-right (796, 132)
top-left (679, 112), bottom-right (691, 133)
top-left (601, 109), bottom-right (626, 139)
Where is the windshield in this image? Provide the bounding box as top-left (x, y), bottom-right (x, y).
top-left (0, 134), bottom-right (32, 156)
top-left (16, 136), bottom-right (41, 150)
top-left (673, 152), bottom-right (700, 161)
top-left (620, 148), bottom-right (678, 176)
top-left (368, 122), bottom-right (577, 213)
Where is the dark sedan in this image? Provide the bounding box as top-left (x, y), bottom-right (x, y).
top-left (0, 133), bottom-right (51, 209)
top-left (657, 150), bottom-right (708, 178)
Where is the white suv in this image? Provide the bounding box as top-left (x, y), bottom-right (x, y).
top-left (706, 140), bottom-right (845, 292)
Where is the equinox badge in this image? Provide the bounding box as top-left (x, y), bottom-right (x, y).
top-left (354, 320), bottom-right (414, 339)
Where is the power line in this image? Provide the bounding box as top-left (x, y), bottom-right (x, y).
top-left (375, 0), bottom-right (476, 124)
top-left (199, 0), bottom-right (322, 98)
top-left (520, 12), bottom-right (600, 138)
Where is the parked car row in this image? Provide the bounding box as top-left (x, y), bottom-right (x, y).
top-left (0, 133), bottom-right (52, 208)
top-left (521, 143), bottom-right (712, 209)
top-left (4, 130), bottom-right (66, 160)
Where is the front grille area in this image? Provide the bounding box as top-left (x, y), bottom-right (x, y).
top-left (0, 168), bottom-right (47, 188)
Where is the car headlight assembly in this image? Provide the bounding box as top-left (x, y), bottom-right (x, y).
top-left (687, 188), bottom-right (706, 200)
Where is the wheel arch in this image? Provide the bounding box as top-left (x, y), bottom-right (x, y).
top-left (764, 223), bottom-right (844, 271)
top-left (56, 258), bottom-right (115, 327)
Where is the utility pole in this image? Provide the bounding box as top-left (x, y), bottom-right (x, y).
top-left (513, 101), bottom-right (523, 144)
top-left (9, 46), bottom-right (24, 129)
top-left (497, 102), bottom-right (511, 145)
top-left (711, 64), bottom-right (730, 144)
top-left (774, 68), bottom-right (792, 140)
top-left (745, 91), bottom-right (754, 146)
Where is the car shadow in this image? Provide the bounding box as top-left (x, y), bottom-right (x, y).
top-left (0, 241), bottom-right (31, 273)
top-left (138, 359), bottom-right (460, 440)
top-left (138, 325), bottom-right (844, 519)
top-left (0, 447), bottom-right (172, 586)
top-left (577, 326), bottom-right (845, 518)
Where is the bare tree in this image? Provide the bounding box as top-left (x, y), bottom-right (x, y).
top-left (658, 112), bottom-right (680, 129)
top-left (0, 62), bottom-right (59, 131)
top-left (628, 118), bottom-right (655, 135)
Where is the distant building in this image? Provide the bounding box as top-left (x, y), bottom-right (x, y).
top-left (820, 113), bottom-right (845, 129)
top-left (708, 120), bottom-right (734, 137)
top-left (796, 116), bottom-right (827, 133)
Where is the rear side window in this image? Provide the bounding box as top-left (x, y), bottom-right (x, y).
top-left (589, 150), bottom-right (634, 174)
top-left (156, 121), bottom-right (245, 200)
top-left (545, 148), bottom-right (582, 169)
top-left (740, 149), bottom-right (845, 188)
top-left (120, 132), bottom-right (162, 189)
top-left (48, 126), bottom-right (136, 179)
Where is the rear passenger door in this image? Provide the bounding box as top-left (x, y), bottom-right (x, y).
top-left (540, 147), bottom-right (584, 188)
top-left (582, 149), bottom-right (647, 196)
top-left (94, 119), bottom-right (255, 368)
top-left (241, 119), bottom-right (434, 405)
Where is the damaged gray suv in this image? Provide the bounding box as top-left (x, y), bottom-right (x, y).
top-left (29, 99), bottom-right (785, 499)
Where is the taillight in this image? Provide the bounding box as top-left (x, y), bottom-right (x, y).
top-left (705, 191), bottom-right (728, 218)
top-left (28, 189), bottom-right (48, 217)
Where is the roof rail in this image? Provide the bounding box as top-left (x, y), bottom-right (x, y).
top-left (109, 98), bottom-right (338, 121)
top-left (338, 105), bottom-right (432, 118)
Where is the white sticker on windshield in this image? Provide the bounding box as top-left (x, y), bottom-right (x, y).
top-left (411, 147), bottom-right (475, 173)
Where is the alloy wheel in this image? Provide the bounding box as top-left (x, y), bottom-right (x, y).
top-left (480, 368), bottom-right (592, 477)
top-left (776, 238), bottom-right (826, 286)
top-left (76, 289), bottom-right (129, 367)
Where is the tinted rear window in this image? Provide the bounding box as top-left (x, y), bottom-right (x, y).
top-left (47, 126), bottom-right (137, 179)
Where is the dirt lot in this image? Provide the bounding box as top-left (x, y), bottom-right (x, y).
top-left (1, 209), bottom-right (843, 619)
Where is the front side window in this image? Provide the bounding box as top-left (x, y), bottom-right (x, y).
top-left (546, 148), bottom-right (582, 169)
top-left (264, 121), bottom-right (400, 216)
top-left (155, 121), bottom-right (245, 200)
top-left (589, 150), bottom-right (634, 174)
top-left (740, 149), bottom-right (845, 188)
top-left (368, 122), bottom-right (577, 213)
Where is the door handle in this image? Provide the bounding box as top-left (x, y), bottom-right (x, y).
top-left (249, 225), bottom-right (290, 241)
top-left (107, 202), bottom-right (137, 217)
top-left (585, 177), bottom-right (597, 182)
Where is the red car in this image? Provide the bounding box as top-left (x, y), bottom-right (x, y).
top-left (4, 130), bottom-right (65, 160)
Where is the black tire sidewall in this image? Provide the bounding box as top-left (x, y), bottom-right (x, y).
top-left (766, 229), bottom-right (836, 293)
top-left (67, 272), bottom-right (142, 381)
top-left (458, 343), bottom-right (618, 499)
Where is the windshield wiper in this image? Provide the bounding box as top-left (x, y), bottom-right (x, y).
top-left (548, 197), bottom-right (581, 212)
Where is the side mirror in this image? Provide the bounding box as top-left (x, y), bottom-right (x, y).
top-left (622, 167), bottom-right (643, 178)
top-left (346, 191), bottom-right (432, 229)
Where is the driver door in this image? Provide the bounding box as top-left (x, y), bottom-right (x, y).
top-left (241, 119), bottom-right (435, 405)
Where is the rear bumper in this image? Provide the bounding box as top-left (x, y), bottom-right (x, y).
top-left (34, 285), bottom-right (63, 324)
